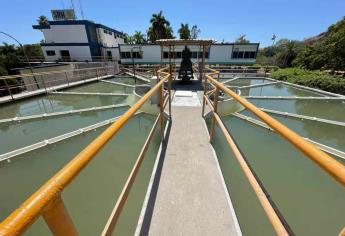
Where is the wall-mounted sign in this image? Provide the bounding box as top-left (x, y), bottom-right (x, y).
top-left (51, 9), bottom-right (76, 21)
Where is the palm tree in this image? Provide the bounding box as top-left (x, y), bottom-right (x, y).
top-left (178, 23), bottom-right (190, 40)
top-left (37, 15), bottom-right (49, 26)
top-left (123, 33), bottom-right (134, 44)
top-left (165, 25), bottom-right (174, 39)
top-left (133, 31), bottom-right (146, 44)
top-left (191, 25), bottom-right (201, 39)
top-left (148, 11), bottom-right (173, 42)
top-left (235, 34), bottom-right (250, 43)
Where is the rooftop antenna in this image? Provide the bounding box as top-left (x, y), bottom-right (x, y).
top-left (78, 0), bottom-right (85, 19)
top-left (70, 0), bottom-right (76, 13)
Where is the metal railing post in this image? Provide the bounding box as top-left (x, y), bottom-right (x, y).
top-left (209, 87), bottom-right (220, 142)
top-left (96, 68), bottom-right (100, 80)
top-left (168, 47), bottom-right (172, 118)
top-left (201, 74), bottom-right (207, 117)
top-left (42, 195), bottom-right (78, 236)
top-left (83, 70), bottom-right (87, 82)
top-left (65, 72), bottom-right (70, 86)
top-left (158, 74), bottom-right (164, 142)
top-left (3, 79), bottom-right (13, 100)
top-left (41, 75), bottom-right (48, 94)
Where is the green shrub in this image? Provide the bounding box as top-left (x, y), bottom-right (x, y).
top-left (270, 68), bottom-right (345, 95)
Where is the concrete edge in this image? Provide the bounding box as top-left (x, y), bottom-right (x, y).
top-left (201, 119), bottom-right (243, 236)
top-left (134, 118), bottom-right (171, 236)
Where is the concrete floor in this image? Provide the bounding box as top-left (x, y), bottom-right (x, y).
top-left (139, 85), bottom-right (242, 235)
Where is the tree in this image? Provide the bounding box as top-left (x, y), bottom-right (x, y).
top-left (123, 33), bottom-right (134, 44)
top-left (147, 11), bottom-right (173, 42)
top-left (292, 17), bottom-right (345, 71)
top-left (23, 44), bottom-right (43, 60)
top-left (37, 15), bottom-right (49, 26)
top-left (273, 39), bottom-right (303, 68)
top-left (191, 25), bottom-right (201, 39)
top-left (0, 43), bottom-right (43, 75)
top-left (235, 34), bottom-right (250, 43)
top-left (132, 31), bottom-right (146, 44)
top-left (165, 25), bottom-right (174, 39)
top-left (178, 23), bottom-right (190, 40)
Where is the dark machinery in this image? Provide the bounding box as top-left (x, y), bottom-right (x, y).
top-left (178, 46), bottom-right (194, 82)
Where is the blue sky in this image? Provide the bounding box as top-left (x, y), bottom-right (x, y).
top-left (0, 0), bottom-right (344, 47)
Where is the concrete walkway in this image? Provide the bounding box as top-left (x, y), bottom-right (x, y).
top-left (143, 88), bottom-right (242, 235)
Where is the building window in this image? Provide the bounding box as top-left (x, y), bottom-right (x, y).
top-left (46, 50), bottom-right (56, 56)
top-left (232, 51), bottom-right (238, 58)
top-left (104, 29), bottom-right (107, 34)
top-left (176, 52), bottom-right (182, 59)
top-left (232, 49), bottom-right (256, 59)
top-left (121, 51), bottom-right (142, 59)
top-left (107, 51), bottom-right (112, 60)
top-left (121, 51), bottom-right (131, 59)
top-left (205, 52), bottom-right (209, 58)
top-left (60, 50), bottom-right (71, 61)
top-left (163, 52), bottom-right (169, 59)
top-left (244, 51), bottom-right (251, 59)
top-left (109, 32), bottom-right (112, 35)
top-left (232, 50), bottom-right (245, 59)
top-left (132, 51), bottom-right (143, 59)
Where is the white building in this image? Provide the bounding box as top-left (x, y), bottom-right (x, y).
top-left (119, 43), bottom-right (259, 65)
top-left (33, 20), bottom-right (124, 62)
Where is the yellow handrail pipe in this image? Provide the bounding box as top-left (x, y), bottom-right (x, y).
top-left (0, 67), bottom-right (170, 236)
top-left (205, 71), bottom-right (345, 186)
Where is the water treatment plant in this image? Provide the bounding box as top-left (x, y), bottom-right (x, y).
top-left (0, 4), bottom-right (345, 236)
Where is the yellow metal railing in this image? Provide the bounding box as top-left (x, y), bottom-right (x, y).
top-left (0, 67), bottom-right (171, 236)
top-left (202, 67), bottom-right (345, 236)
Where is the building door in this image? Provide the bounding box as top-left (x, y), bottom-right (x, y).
top-left (107, 51), bottom-right (112, 61)
top-left (60, 50), bottom-right (71, 61)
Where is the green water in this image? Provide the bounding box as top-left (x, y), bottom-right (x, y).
top-left (0, 94), bottom-right (127, 119)
top-left (66, 81), bottom-right (134, 94)
top-left (208, 116), bottom-right (345, 235)
top-left (1, 76), bottom-right (344, 235)
top-left (208, 78), bottom-right (345, 235)
top-left (0, 107), bottom-right (128, 153)
top-left (109, 77), bottom-right (146, 85)
top-left (223, 78), bottom-right (270, 87)
top-left (0, 114), bottom-right (161, 236)
top-left (241, 110), bottom-right (345, 152)
top-left (241, 83), bottom-right (323, 97)
top-left (248, 99), bottom-right (345, 122)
